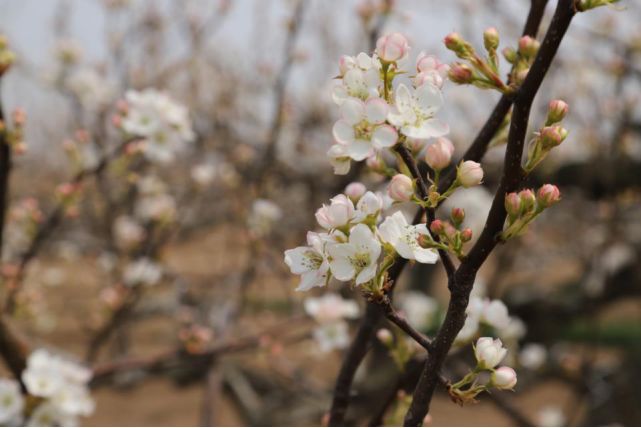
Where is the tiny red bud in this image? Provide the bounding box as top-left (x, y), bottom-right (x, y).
top-left (430, 219), bottom-right (444, 235)
top-left (502, 47), bottom-right (517, 64)
top-left (547, 99), bottom-right (569, 123)
top-left (518, 189), bottom-right (536, 213)
top-left (540, 125), bottom-right (568, 149)
top-left (451, 207), bottom-right (465, 225)
top-left (505, 192), bottom-right (522, 218)
top-left (518, 36), bottom-right (540, 58)
top-left (460, 228), bottom-right (473, 242)
top-left (537, 184), bottom-right (561, 208)
top-left (448, 63), bottom-right (474, 84)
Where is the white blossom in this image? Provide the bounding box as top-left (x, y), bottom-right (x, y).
top-left (378, 211), bottom-right (439, 263)
top-left (315, 194), bottom-right (355, 230)
top-left (304, 293), bottom-right (359, 323)
top-left (332, 53), bottom-right (381, 105)
top-left (248, 199), bottom-right (283, 236)
top-left (327, 224), bottom-right (381, 285)
top-left (537, 406), bottom-right (566, 427)
top-left (474, 337), bottom-right (508, 369)
top-left (519, 343), bottom-right (547, 370)
top-left (65, 68), bottom-right (114, 110)
top-left (398, 291), bottom-right (438, 331)
top-left (113, 215), bottom-right (145, 249)
top-left (123, 258), bottom-right (163, 287)
top-left (121, 88), bottom-right (194, 163)
top-left (285, 232), bottom-right (331, 292)
top-left (387, 83), bottom-right (449, 139)
top-left (0, 379), bottom-right (24, 425)
top-left (332, 97), bottom-right (398, 161)
top-left (313, 321), bottom-right (351, 352)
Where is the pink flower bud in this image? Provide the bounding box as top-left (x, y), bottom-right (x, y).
top-left (376, 328), bottom-right (393, 345)
top-left (366, 155), bottom-right (385, 172)
top-left (344, 182), bottom-right (367, 202)
top-left (12, 108), bottom-right (26, 126)
top-left (547, 99), bottom-right (569, 123)
top-left (460, 228), bottom-right (473, 242)
top-left (518, 36), bottom-right (540, 58)
top-left (451, 207), bottom-right (465, 225)
top-left (376, 32), bottom-right (410, 62)
top-left (425, 137), bottom-right (454, 170)
top-left (505, 192), bottom-right (522, 218)
top-left (540, 125), bottom-right (568, 148)
top-left (457, 161), bottom-right (484, 188)
top-left (443, 32), bottom-right (468, 56)
top-left (448, 63), bottom-right (473, 84)
top-left (483, 27), bottom-right (500, 51)
top-left (388, 174), bottom-right (414, 202)
top-left (537, 184), bottom-right (561, 208)
top-left (430, 219), bottom-right (444, 235)
top-left (414, 71), bottom-right (444, 89)
top-left (492, 366), bottom-right (517, 390)
top-left (416, 52), bottom-right (449, 76)
top-left (518, 189), bottom-right (536, 213)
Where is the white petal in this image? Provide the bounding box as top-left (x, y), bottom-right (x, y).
top-left (416, 83), bottom-right (443, 114)
top-left (365, 98), bottom-right (388, 124)
top-left (420, 118), bottom-right (450, 138)
top-left (394, 84), bottom-right (413, 114)
top-left (340, 98), bottom-right (366, 125)
top-left (372, 125), bottom-right (398, 149)
top-left (296, 270), bottom-right (324, 291)
top-left (346, 139), bottom-right (373, 161)
top-left (284, 247), bottom-right (313, 274)
top-left (332, 120), bottom-right (355, 144)
top-left (414, 247), bottom-right (439, 264)
top-left (356, 264), bottom-right (377, 285)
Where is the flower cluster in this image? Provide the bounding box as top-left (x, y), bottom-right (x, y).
top-left (502, 184), bottom-right (561, 240)
top-left (449, 337), bottom-right (517, 404)
top-left (456, 292), bottom-right (525, 344)
top-left (524, 99), bottom-right (569, 172)
top-left (285, 185), bottom-right (441, 294)
top-left (115, 88), bottom-right (195, 163)
top-left (19, 348), bottom-right (95, 426)
top-left (304, 293), bottom-right (359, 352)
top-left (328, 33), bottom-right (449, 175)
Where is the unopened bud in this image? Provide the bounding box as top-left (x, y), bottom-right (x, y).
top-left (344, 182), bottom-right (367, 202)
top-left (460, 228), bottom-right (473, 242)
top-left (457, 161), bottom-right (484, 188)
top-left (518, 189), bottom-right (536, 213)
top-left (451, 207), bottom-right (465, 225)
top-left (540, 126), bottom-right (568, 149)
top-left (547, 99), bottom-right (569, 124)
top-left (537, 184), bottom-right (561, 208)
top-left (448, 63), bottom-right (474, 84)
top-left (518, 36), bottom-right (540, 58)
top-left (505, 192), bottom-right (522, 218)
top-left (444, 32), bottom-right (471, 58)
top-left (491, 366), bottom-right (517, 390)
top-left (366, 155), bottom-right (385, 172)
top-left (502, 47), bottom-right (518, 64)
top-left (376, 32), bottom-right (410, 62)
top-left (376, 328), bottom-right (393, 345)
top-left (483, 27), bottom-right (500, 51)
top-left (388, 174), bottom-right (414, 202)
top-left (425, 137), bottom-right (454, 170)
top-left (430, 219), bottom-right (445, 235)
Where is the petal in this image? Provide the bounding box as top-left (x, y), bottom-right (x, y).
top-left (365, 98), bottom-right (388, 124)
top-left (355, 264), bottom-right (377, 285)
top-left (394, 84), bottom-right (413, 114)
top-left (421, 118), bottom-right (450, 138)
top-left (329, 257), bottom-right (355, 281)
top-left (346, 139), bottom-right (373, 161)
top-left (340, 98), bottom-right (366, 125)
top-left (416, 83), bottom-right (443, 114)
top-left (349, 223), bottom-right (375, 247)
top-left (414, 247), bottom-right (439, 264)
top-left (378, 214), bottom-right (402, 245)
top-left (296, 271), bottom-right (324, 291)
top-left (331, 84), bottom-right (348, 105)
top-left (372, 125), bottom-right (398, 149)
top-left (332, 120), bottom-right (355, 144)
top-left (284, 247), bottom-right (313, 274)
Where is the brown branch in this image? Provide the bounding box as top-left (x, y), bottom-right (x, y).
top-left (377, 293), bottom-right (433, 353)
top-left (404, 1), bottom-right (576, 425)
top-left (253, 0), bottom-right (307, 180)
top-left (3, 139), bottom-right (132, 312)
top-left (437, 0), bottom-right (549, 194)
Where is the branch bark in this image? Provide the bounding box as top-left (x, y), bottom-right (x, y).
top-left (404, 1), bottom-right (576, 425)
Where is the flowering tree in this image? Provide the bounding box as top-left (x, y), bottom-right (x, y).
top-left (284, 0), bottom-right (621, 426)
top-left (0, 0), bottom-right (638, 426)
